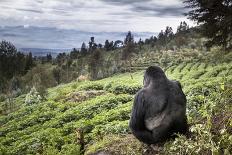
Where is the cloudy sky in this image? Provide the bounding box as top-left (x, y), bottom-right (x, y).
top-left (0, 0), bottom-right (194, 49)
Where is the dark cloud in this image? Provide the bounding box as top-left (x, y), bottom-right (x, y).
top-left (15, 8), bottom-right (43, 14)
top-left (101, 0), bottom-right (186, 17)
top-left (36, 0), bottom-right (43, 4)
top-left (133, 5), bottom-right (187, 17)
top-left (101, 0), bottom-right (152, 4)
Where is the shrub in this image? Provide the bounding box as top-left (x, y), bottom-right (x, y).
top-left (106, 84), bottom-right (141, 94)
top-left (79, 82), bottom-right (104, 91)
top-left (25, 87), bottom-right (42, 105)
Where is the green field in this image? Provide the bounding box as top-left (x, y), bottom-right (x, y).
top-left (0, 61), bottom-right (232, 155)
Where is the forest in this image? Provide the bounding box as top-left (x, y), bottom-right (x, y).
top-left (0, 0), bottom-right (231, 155)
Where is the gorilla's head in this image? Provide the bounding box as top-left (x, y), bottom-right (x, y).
top-left (143, 66), bottom-right (167, 87)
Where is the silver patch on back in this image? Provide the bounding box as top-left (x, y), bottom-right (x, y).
top-left (145, 112), bottom-right (166, 130)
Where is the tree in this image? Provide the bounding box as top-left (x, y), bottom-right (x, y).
top-left (149, 36), bottom-right (157, 47)
top-left (164, 26), bottom-right (174, 39)
top-left (124, 31), bottom-right (134, 45)
top-left (175, 21), bottom-right (190, 48)
top-left (184, 0), bottom-right (232, 49)
top-left (25, 52), bottom-right (33, 71)
top-left (88, 49), bottom-right (102, 79)
top-left (122, 31), bottom-right (135, 79)
top-left (98, 44), bottom-right (103, 49)
top-left (138, 38), bottom-right (144, 50)
top-left (114, 40), bottom-right (123, 48)
top-left (81, 42), bottom-right (87, 53)
top-left (52, 67), bottom-right (62, 84)
top-left (89, 37), bottom-right (97, 52)
top-left (104, 40), bottom-right (114, 51)
top-left (122, 31), bottom-right (135, 61)
top-left (104, 40), bottom-right (110, 51)
top-left (56, 53), bottom-right (66, 66)
top-left (46, 53), bottom-right (52, 62)
top-left (0, 40), bottom-right (34, 93)
top-left (177, 21), bottom-right (189, 33)
top-left (0, 40), bottom-right (17, 56)
top-left (15, 52), bottom-right (26, 75)
top-left (109, 41), bottom-right (114, 50)
top-left (70, 48), bottom-right (79, 59)
top-left (157, 30), bottom-right (166, 46)
top-left (0, 40), bottom-right (17, 78)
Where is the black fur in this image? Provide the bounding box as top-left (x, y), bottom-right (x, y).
top-left (129, 66), bottom-right (188, 144)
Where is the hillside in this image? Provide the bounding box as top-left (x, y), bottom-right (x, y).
top-left (0, 52), bottom-right (231, 154)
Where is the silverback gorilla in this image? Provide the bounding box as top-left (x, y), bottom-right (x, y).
top-left (129, 66), bottom-right (188, 144)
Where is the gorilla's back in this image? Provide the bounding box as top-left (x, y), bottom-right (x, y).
top-left (144, 79), bottom-right (186, 130)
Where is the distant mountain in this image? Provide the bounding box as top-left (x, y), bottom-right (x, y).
top-left (19, 48), bottom-right (72, 57)
top-left (0, 26), bottom-right (157, 49)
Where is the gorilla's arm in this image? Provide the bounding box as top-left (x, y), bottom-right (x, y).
top-left (129, 91), bottom-right (146, 130)
top-left (174, 80), bottom-right (182, 89)
top-left (129, 91), bottom-right (163, 144)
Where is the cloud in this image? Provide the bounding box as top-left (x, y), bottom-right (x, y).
top-left (0, 0), bottom-right (194, 48)
top-left (16, 8), bottom-right (43, 14)
top-left (101, 0), bottom-right (152, 5)
top-left (132, 5), bottom-right (187, 17)
top-left (101, 0), bottom-right (187, 17)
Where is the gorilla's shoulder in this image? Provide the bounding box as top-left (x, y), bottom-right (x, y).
top-left (135, 88), bottom-right (146, 96)
top-left (134, 88), bottom-right (150, 101)
top-left (170, 80), bottom-right (182, 89)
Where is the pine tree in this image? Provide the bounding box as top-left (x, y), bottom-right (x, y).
top-left (81, 42), bottom-right (87, 53)
top-left (25, 52), bottom-right (33, 71)
top-left (104, 40), bottom-right (110, 51)
top-left (184, 0), bottom-right (232, 49)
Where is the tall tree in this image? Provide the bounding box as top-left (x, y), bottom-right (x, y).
top-left (184, 0), bottom-right (232, 49)
top-left (164, 26), bottom-right (174, 39)
top-left (175, 21), bottom-right (190, 48)
top-left (25, 52), bottom-right (33, 71)
top-left (46, 53), bottom-right (52, 62)
top-left (81, 42), bottom-right (87, 53)
top-left (177, 21), bottom-right (189, 33)
top-left (89, 37), bottom-right (97, 52)
top-left (157, 30), bottom-right (166, 46)
top-left (0, 40), bottom-right (17, 78)
top-left (52, 67), bottom-right (62, 85)
top-left (124, 31), bottom-right (134, 45)
top-left (104, 40), bottom-right (110, 51)
top-left (122, 31), bottom-right (135, 79)
top-left (70, 48), bottom-right (79, 59)
top-left (138, 38), bottom-right (144, 50)
top-left (88, 49), bottom-right (102, 79)
top-left (122, 31), bottom-right (135, 61)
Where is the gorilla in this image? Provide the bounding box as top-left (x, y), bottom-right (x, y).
top-left (129, 66), bottom-right (188, 144)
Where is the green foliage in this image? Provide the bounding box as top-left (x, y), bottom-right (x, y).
top-left (0, 40), bottom-right (34, 93)
top-left (79, 82), bottom-right (104, 91)
top-left (184, 0), bottom-right (232, 49)
top-left (85, 134), bottom-right (142, 155)
top-left (104, 82), bottom-right (141, 94)
top-left (163, 84), bottom-right (232, 155)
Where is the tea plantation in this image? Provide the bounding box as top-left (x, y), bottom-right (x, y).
top-left (0, 60), bottom-right (231, 154)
